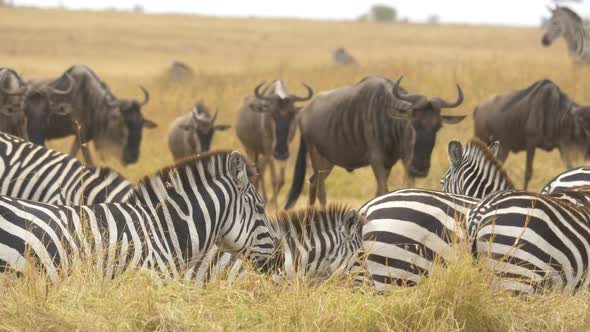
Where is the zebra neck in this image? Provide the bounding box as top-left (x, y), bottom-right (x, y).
top-left (564, 21), bottom-right (590, 57)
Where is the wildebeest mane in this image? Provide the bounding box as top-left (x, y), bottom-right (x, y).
top-left (502, 80), bottom-right (568, 111)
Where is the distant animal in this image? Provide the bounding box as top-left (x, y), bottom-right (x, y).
top-left (542, 166), bottom-right (590, 193)
top-left (354, 188), bottom-right (477, 291)
top-left (24, 64), bottom-right (158, 167)
top-left (473, 79), bottom-right (590, 190)
top-left (168, 102), bottom-right (231, 160)
top-left (0, 132), bottom-right (133, 205)
top-left (332, 48), bottom-right (358, 66)
top-left (0, 68), bottom-right (28, 139)
top-left (0, 151), bottom-right (277, 283)
top-left (285, 75), bottom-right (465, 209)
top-left (441, 139), bottom-right (514, 199)
top-left (236, 80), bottom-right (313, 207)
top-left (468, 186), bottom-right (590, 294)
top-left (542, 5), bottom-right (590, 65)
top-left (196, 204), bottom-right (363, 283)
top-left (169, 61), bottom-right (194, 81)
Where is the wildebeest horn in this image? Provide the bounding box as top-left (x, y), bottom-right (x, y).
top-left (254, 81), bottom-right (279, 101)
top-left (289, 82), bottom-right (314, 102)
top-left (0, 84), bottom-right (26, 96)
top-left (392, 76), bottom-right (428, 106)
top-left (139, 86), bottom-right (149, 106)
top-left (50, 73), bottom-right (74, 96)
top-left (430, 84), bottom-right (464, 109)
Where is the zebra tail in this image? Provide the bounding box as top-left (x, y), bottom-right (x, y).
top-left (284, 135), bottom-right (307, 209)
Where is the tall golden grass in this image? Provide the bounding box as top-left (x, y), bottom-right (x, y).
top-left (1, 6), bottom-right (590, 330)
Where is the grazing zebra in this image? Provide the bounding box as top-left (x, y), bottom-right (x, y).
top-left (0, 132), bottom-right (133, 205)
top-left (542, 166), bottom-right (590, 194)
top-left (0, 151), bottom-right (277, 283)
top-left (467, 187), bottom-right (590, 294)
top-left (441, 139), bottom-right (514, 199)
top-left (355, 188), bottom-right (477, 291)
top-left (195, 204), bottom-right (363, 283)
top-left (542, 6), bottom-right (590, 65)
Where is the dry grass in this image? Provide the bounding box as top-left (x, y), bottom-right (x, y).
top-left (1, 6), bottom-right (590, 330)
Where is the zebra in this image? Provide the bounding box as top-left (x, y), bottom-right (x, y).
top-left (441, 138), bottom-right (514, 199)
top-left (355, 188), bottom-right (477, 291)
top-left (542, 6), bottom-right (590, 65)
top-left (194, 204), bottom-right (363, 283)
top-left (0, 150), bottom-right (277, 283)
top-left (542, 166), bottom-right (590, 194)
top-left (0, 132), bottom-right (133, 205)
top-left (467, 187), bottom-right (590, 294)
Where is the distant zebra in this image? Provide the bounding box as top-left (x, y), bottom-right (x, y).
top-left (441, 139), bottom-right (514, 199)
top-left (0, 132), bottom-right (133, 205)
top-left (195, 204), bottom-right (363, 283)
top-left (355, 189), bottom-right (477, 291)
top-left (542, 166), bottom-right (590, 193)
top-left (542, 6), bottom-right (590, 64)
top-left (467, 187), bottom-right (590, 294)
top-left (0, 151), bottom-right (277, 283)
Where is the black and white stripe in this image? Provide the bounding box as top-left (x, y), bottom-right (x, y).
top-left (543, 6), bottom-right (590, 64)
top-left (441, 139), bottom-right (514, 199)
top-left (542, 166), bottom-right (590, 194)
top-left (356, 189), bottom-right (477, 291)
top-left (467, 188), bottom-right (590, 294)
top-left (0, 151), bottom-right (277, 283)
top-left (0, 132), bottom-right (133, 205)
top-left (195, 204), bottom-right (363, 282)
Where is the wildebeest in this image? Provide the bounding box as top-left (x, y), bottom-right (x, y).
top-left (236, 80), bottom-right (313, 207)
top-left (285, 75), bottom-right (465, 209)
top-left (474, 79), bottom-right (590, 190)
top-left (168, 102), bottom-right (231, 160)
top-left (332, 48), bottom-right (359, 66)
top-left (24, 65), bottom-right (157, 166)
top-left (542, 5), bottom-right (590, 65)
top-left (169, 61), bottom-right (194, 81)
top-left (0, 68), bottom-right (28, 139)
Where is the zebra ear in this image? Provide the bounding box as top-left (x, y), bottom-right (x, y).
top-left (343, 208), bottom-right (361, 233)
top-left (488, 141), bottom-right (500, 158)
top-left (448, 140), bottom-right (463, 166)
top-left (229, 151), bottom-right (249, 192)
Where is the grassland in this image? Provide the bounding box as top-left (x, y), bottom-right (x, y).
top-left (1, 6), bottom-right (590, 331)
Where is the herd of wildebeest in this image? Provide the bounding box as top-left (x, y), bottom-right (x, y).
top-left (2, 5), bottom-right (590, 293)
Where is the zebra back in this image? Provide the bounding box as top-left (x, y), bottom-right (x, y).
top-left (542, 166), bottom-right (590, 194)
top-left (0, 132), bottom-right (133, 204)
top-left (441, 138), bottom-right (514, 199)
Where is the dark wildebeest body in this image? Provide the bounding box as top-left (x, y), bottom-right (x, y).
top-left (474, 79), bottom-right (590, 190)
top-left (0, 68), bottom-right (28, 139)
top-left (285, 76), bottom-right (465, 209)
top-left (236, 80), bottom-right (313, 207)
top-left (168, 102), bottom-right (231, 160)
top-left (24, 65), bottom-right (157, 166)
top-left (332, 48), bottom-right (359, 66)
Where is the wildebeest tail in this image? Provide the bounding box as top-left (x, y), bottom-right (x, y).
top-left (284, 136), bottom-right (307, 209)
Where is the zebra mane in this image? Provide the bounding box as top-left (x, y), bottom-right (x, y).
top-left (137, 150), bottom-right (258, 187)
top-left (556, 6), bottom-right (582, 23)
top-left (466, 138), bottom-right (515, 189)
top-left (270, 203), bottom-right (359, 226)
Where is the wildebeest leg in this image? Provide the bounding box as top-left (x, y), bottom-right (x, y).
top-left (559, 146), bottom-right (574, 170)
top-left (524, 147), bottom-right (535, 190)
top-left (308, 146), bottom-right (334, 206)
top-left (70, 136), bottom-right (95, 167)
top-left (257, 154), bottom-right (270, 203)
top-left (268, 159), bottom-right (280, 209)
top-left (495, 145), bottom-right (509, 163)
top-left (371, 162), bottom-right (390, 196)
top-left (402, 166), bottom-right (415, 188)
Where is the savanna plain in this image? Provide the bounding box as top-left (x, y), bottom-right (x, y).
top-left (1, 6), bottom-right (590, 331)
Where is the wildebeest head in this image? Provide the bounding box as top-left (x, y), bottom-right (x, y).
top-left (0, 69), bottom-right (28, 128)
top-left (393, 76), bottom-right (466, 177)
top-left (24, 73), bottom-right (76, 145)
top-left (542, 6), bottom-right (580, 47)
top-left (252, 80), bottom-right (314, 160)
top-left (180, 102), bottom-right (231, 152)
top-left (98, 86), bottom-right (158, 165)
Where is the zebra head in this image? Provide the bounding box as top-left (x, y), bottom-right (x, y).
top-left (221, 151), bottom-right (278, 270)
top-left (440, 139), bottom-right (513, 198)
top-left (542, 6), bottom-right (581, 47)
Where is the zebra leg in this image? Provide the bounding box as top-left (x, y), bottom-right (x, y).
top-left (524, 147), bottom-right (536, 190)
top-left (308, 146), bottom-right (334, 206)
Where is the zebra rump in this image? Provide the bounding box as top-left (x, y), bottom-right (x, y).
top-left (542, 166), bottom-right (590, 194)
top-left (357, 188), bottom-right (477, 291)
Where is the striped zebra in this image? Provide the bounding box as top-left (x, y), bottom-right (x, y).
top-left (195, 204), bottom-right (363, 283)
top-left (467, 187), bottom-right (590, 294)
top-left (0, 132), bottom-right (133, 205)
top-left (0, 151), bottom-right (277, 283)
top-left (441, 139), bottom-right (514, 199)
top-left (542, 166), bottom-right (590, 194)
top-left (355, 188), bottom-right (477, 291)
top-left (543, 6), bottom-right (590, 65)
